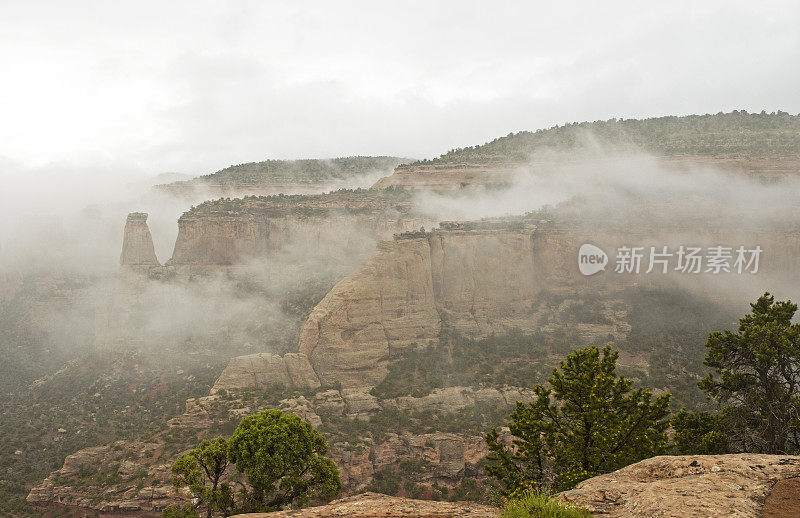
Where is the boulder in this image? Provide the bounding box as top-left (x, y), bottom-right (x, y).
top-left (559, 453), bottom-right (800, 517)
top-left (229, 492), bottom-right (498, 517)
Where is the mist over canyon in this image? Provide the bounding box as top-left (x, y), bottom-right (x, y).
top-left (2, 112), bottom-right (800, 516)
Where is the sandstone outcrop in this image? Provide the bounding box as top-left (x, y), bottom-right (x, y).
top-left (27, 382), bottom-right (515, 514)
top-left (299, 235), bottom-right (441, 387)
top-left (168, 191), bottom-right (430, 266)
top-left (230, 492), bottom-right (498, 518)
top-left (297, 222), bottom-right (605, 388)
top-left (297, 211), bottom-right (800, 389)
top-left (26, 440), bottom-right (173, 515)
top-left (211, 352), bottom-right (321, 392)
top-left (372, 156), bottom-right (800, 191)
top-left (559, 453), bottom-right (800, 517)
top-left (120, 213), bottom-right (160, 266)
top-left (384, 386), bottom-right (536, 415)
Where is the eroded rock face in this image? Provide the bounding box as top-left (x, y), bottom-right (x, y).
top-left (297, 224), bottom-right (600, 388)
top-left (170, 215), bottom-right (269, 265)
top-left (229, 492), bottom-right (499, 518)
top-left (168, 192), bottom-right (430, 266)
top-left (211, 352), bottom-right (321, 393)
top-left (384, 386), bottom-right (536, 415)
top-left (26, 440), bottom-right (173, 515)
top-left (371, 156), bottom-right (800, 191)
top-left (296, 213), bottom-right (800, 389)
top-left (120, 213), bottom-right (160, 266)
top-left (559, 454), bottom-right (800, 517)
top-left (299, 236), bottom-right (441, 387)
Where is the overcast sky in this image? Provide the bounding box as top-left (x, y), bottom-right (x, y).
top-left (1, 0), bottom-right (799, 176)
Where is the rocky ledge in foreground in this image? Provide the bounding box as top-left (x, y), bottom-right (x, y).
top-left (559, 453), bottom-right (800, 517)
top-left (230, 492), bottom-right (498, 517)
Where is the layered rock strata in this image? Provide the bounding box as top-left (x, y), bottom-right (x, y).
top-left (168, 192), bottom-right (428, 266)
top-left (297, 222), bottom-right (615, 388)
top-left (372, 156), bottom-right (800, 191)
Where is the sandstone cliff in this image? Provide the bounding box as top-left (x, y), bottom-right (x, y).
top-left (297, 221), bottom-right (620, 388)
top-left (168, 191), bottom-right (430, 266)
top-left (372, 156), bottom-right (800, 191)
top-left (296, 210), bottom-right (800, 388)
top-left (120, 213), bottom-right (160, 267)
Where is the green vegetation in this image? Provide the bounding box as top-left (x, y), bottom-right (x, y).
top-left (619, 286), bottom-right (737, 409)
top-left (183, 186), bottom-right (413, 218)
top-left (370, 331), bottom-right (556, 399)
top-left (697, 292), bottom-right (800, 454)
top-left (366, 459), bottom-right (430, 498)
top-left (420, 111), bottom-right (800, 164)
top-left (0, 350), bottom-right (224, 516)
top-left (0, 273), bottom-right (96, 392)
top-left (670, 409), bottom-right (729, 455)
top-left (185, 156), bottom-right (410, 185)
top-left (485, 345), bottom-right (671, 493)
top-left (163, 409), bottom-right (340, 517)
top-left (485, 292), bottom-right (800, 502)
top-left (371, 286), bottom-right (731, 408)
top-left (169, 438), bottom-right (232, 518)
top-left (229, 409), bottom-right (341, 511)
top-left (501, 490), bottom-right (591, 518)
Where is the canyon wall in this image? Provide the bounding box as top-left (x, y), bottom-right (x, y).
top-left (297, 222), bottom-right (591, 388)
top-left (297, 216), bottom-right (800, 388)
top-left (169, 213), bottom-right (423, 266)
top-left (167, 192), bottom-right (430, 266)
top-left (372, 156), bottom-right (800, 191)
top-left (29, 212), bottom-right (800, 515)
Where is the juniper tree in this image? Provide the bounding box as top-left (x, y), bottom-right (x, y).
top-left (698, 292), bottom-right (800, 454)
top-left (228, 409), bottom-right (341, 512)
top-left (486, 345), bottom-right (671, 493)
top-left (168, 437), bottom-right (233, 518)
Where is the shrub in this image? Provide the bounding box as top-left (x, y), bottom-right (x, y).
top-left (501, 490), bottom-right (591, 518)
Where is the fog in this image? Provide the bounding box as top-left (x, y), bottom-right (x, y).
top-left (0, 155), bottom-right (413, 386)
top-left (1, 1), bottom-right (798, 172)
top-left (416, 136), bottom-right (800, 224)
top-left (412, 137), bottom-right (800, 308)
top-left (2, 122), bottom-right (800, 404)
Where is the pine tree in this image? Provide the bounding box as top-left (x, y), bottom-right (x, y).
top-left (486, 345), bottom-right (671, 493)
top-left (698, 292), bottom-right (800, 454)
